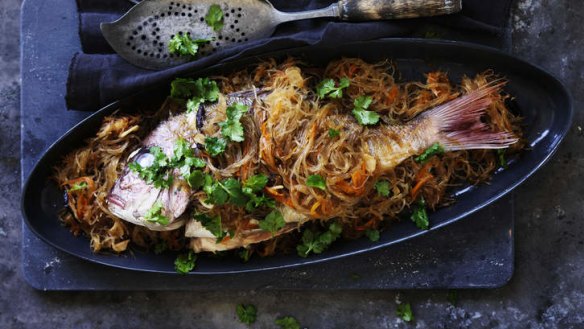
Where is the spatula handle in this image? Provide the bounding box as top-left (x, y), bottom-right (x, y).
top-left (338, 0), bottom-right (462, 20)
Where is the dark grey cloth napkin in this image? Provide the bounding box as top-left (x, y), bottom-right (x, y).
top-left (66, 0), bottom-right (514, 111)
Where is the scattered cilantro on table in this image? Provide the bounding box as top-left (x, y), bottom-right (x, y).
top-left (205, 4), bottom-right (224, 32)
top-left (396, 302), bottom-right (414, 322)
top-left (414, 143), bottom-right (444, 164)
top-left (236, 304), bottom-right (257, 325)
top-left (352, 95), bottom-right (380, 125)
top-left (275, 316), bottom-right (301, 329)
top-left (316, 77), bottom-right (350, 99)
top-left (174, 251), bottom-right (196, 274)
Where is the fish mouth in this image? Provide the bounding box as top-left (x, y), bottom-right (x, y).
top-left (107, 193), bottom-right (126, 208)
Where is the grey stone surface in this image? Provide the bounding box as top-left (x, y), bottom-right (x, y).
top-left (1, 0), bottom-right (583, 328)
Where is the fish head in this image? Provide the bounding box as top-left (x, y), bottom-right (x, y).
top-left (107, 148), bottom-right (189, 231)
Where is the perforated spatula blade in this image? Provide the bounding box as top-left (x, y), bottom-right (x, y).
top-left (101, 0), bottom-right (462, 70)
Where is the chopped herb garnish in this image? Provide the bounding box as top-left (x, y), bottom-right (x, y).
top-left (69, 181), bottom-right (88, 191)
top-left (184, 169), bottom-right (205, 189)
top-left (239, 248), bottom-right (251, 262)
top-left (168, 34), bottom-right (210, 58)
top-left (396, 303), bottom-right (414, 322)
top-left (153, 240), bottom-right (167, 254)
top-left (374, 180), bottom-right (391, 197)
top-left (144, 201), bottom-right (170, 225)
top-left (410, 197), bottom-right (429, 230)
top-left (204, 136), bottom-right (228, 156)
top-left (297, 222), bottom-right (342, 257)
top-left (497, 149), bottom-right (508, 169)
top-left (205, 4), bottom-right (224, 32)
top-left (316, 77), bottom-right (350, 99)
top-left (236, 304), bottom-right (257, 325)
top-left (328, 128), bottom-right (340, 138)
top-left (365, 229), bottom-right (380, 242)
top-left (128, 146), bottom-right (174, 188)
top-left (259, 210), bottom-right (286, 235)
top-left (242, 174), bottom-right (274, 211)
top-left (352, 95), bottom-right (380, 125)
top-left (447, 290), bottom-right (458, 306)
top-left (202, 176), bottom-right (248, 206)
top-left (219, 103), bottom-right (248, 142)
top-left (306, 174), bottom-right (326, 191)
top-left (243, 174), bottom-right (269, 193)
top-left (170, 77), bottom-right (220, 112)
top-left (174, 250), bottom-right (196, 274)
top-left (275, 316), bottom-right (301, 329)
top-left (194, 213), bottom-right (226, 242)
top-left (415, 142), bottom-right (444, 164)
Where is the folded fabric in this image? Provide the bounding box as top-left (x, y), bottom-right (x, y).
top-left (66, 0), bottom-right (513, 111)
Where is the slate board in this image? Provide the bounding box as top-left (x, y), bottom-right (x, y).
top-left (19, 0), bottom-right (514, 290)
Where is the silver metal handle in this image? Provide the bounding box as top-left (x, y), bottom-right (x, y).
top-left (274, 3), bottom-right (340, 24)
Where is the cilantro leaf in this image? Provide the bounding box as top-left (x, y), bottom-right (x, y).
top-left (259, 210), bottom-right (285, 235)
top-left (296, 222), bottom-right (343, 257)
top-left (374, 180), bottom-right (391, 197)
top-left (219, 103), bottom-right (248, 142)
top-left (170, 77), bottom-right (220, 112)
top-left (174, 251), bottom-right (196, 274)
top-left (244, 193), bottom-right (275, 212)
top-left (414, 142), bottom-right (444, 164)
top-left (153, 241), bottom-right (167, 255)
top-left (220, 178), bottom-right (248, 206)
top-left (194, 213), bottom-right (226, 242)
top-left (205, 136), bottom-right (227, 156)
top-left (275, 316), bottom-right (301, 329)
top-left (236, 304), bottom-right (256, 325)
top-left (239, 248), bottom-right (251, 262)
top-left (396, 303), bottom-right (414, 322)
top-left (69, 181), bottom-right (88, 191)
top-left (185, 169), bottom-right (205, 189)
top-left (497, 149), bottom-right (508, 169)
top-left (144, 201), bottom-right (170, 225)
top-left (168, 34), bottom-right (210, 58)
top-left (365, 229), bottom-right (380, 242)
top-left (352, 95), bottom-right (380, 125)
top-left (328, 128), bottom-right (340, 138)
top-left (243, 174), bottom-right (269, 193)
top-left (316, 77), bottom-right (350, 99)
top-left (203, 174), bottom-right (229, 205)
top-left (128, 146), bottom-right (174, 188)
top-left (306, 174), bottom-right (327, 191)
top-left (410, 197), bottom-right (429, 230)
top-left (205, 4), bottom-right (224, 32)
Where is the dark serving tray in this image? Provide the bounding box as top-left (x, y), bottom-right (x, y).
top-left (20, 0), bottom-right (565, 289)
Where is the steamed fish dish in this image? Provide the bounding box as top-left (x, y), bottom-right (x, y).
top-left (55, 58), bottom-right (522, 266)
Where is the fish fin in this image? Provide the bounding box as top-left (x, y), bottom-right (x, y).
top-left (425, 81), bottom-right (518, 151)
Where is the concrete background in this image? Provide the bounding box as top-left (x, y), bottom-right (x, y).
top-left (1, 0), bottom-right (583, 328)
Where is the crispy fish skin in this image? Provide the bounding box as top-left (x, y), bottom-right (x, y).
top-left (107, 81), bottom-right (517, 250)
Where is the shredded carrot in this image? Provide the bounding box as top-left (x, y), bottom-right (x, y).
top-left (348, 64), bottom-right (358, 77)
top-left (411, 162), bottom-right (434, 199)
top-left (385, 85), bottom-right (399, 105)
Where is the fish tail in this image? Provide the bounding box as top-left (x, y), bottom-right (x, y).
top-left (424, 81), bottom-right (518, 151)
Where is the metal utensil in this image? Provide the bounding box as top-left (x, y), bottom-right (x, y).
top-left (101, 0), bottom-right (462, 70)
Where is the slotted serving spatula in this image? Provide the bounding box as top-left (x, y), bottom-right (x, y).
top-left (101, 0), bottom-right (462, 70)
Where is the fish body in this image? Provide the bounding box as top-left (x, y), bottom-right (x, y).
top-left (107, 82), bottom-right (517, 250)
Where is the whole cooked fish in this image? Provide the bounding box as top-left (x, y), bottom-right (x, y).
top-left (107, 81), bottom-right (517, 252)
